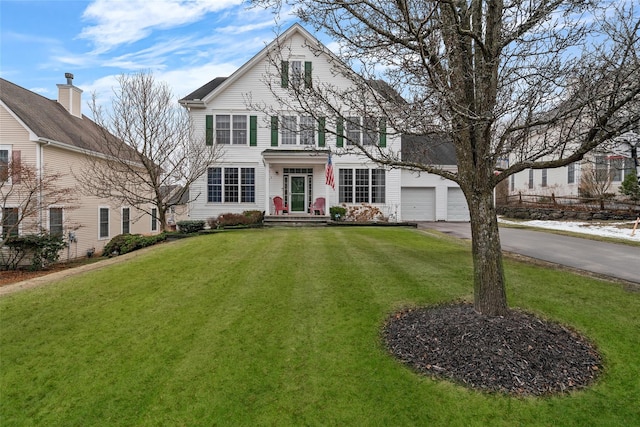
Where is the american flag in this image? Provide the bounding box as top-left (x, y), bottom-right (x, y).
top-left (325, 153), bottom-right (335, 190)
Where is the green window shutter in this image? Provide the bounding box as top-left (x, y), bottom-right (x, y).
top-left (205, 115), bottom-right (213, 146)
top-left (304, 61), bottom-right (312, 88)
top-left (281, 61), bottom-right (289, 88)
top-left (271, 116), bottom-right (279, 146)
top-left (318, 117), bottom-right (326, 147)
top-left (336, 117), bottom-right (344, 148)
top-left (249, 116), bottom-right (257, 146)
top-left (379, 117), bottom-right (387, 148)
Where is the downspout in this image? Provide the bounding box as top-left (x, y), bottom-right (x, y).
top-left (36, 140), bottom-right (48, 231)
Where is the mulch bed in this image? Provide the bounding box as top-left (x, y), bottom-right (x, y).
top-left (382, 302), bottom-right (602, 396)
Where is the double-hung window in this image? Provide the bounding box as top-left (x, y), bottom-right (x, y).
top-left (49, 207), bottom-right (63, 237)
top-left (0, 148), bottom-right (9, 182)
top-left (610, 157), bottom-right (624, 182)
top-left (216, 115), bottom-right (248, 145)
top-left (99, 207), bottom-right (109, 239)
top-left (122, 207), bottom-right (131, 234)
top-left (2, 207), bottom-right (18, 238)
top-left (282, 116), bottom-right (297, 145)
top-left (345, 117), bottom-right (381, 146)
top-left (346, 117), bottom-right (361, 145)
top-left (300, 116), bottom-right (315, 145)
top-left (339, 169), bottom-right (386, 204)
top-left (281, 60), bottom-right (312, 89)
top-left (280, 116), bottom-right (315, 145)
top-left (151, 208), bottom-right (158, 232)
top-left (567, 163), bottom-right (576, 184)
top-left (207, 167), bottom-right (255, 203)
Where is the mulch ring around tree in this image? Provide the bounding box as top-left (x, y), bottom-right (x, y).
top-left (382, 302), bottom-right (602, 396)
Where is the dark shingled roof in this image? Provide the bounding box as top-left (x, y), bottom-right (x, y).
top-left (180, 77), bottom-right (228, 102)
top-left (0, 78), bottom-right (121, 157)
top-left (401, 134), bottom-right (458, 165)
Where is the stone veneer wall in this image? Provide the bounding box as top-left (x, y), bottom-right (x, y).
top-left (496, 206), bottom-right (639, 221)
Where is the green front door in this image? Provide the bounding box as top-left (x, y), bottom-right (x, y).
top-left (290, 176), bottom-right (307, 212)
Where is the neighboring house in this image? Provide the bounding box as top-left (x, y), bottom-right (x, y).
top-left (0, 75), bottom-right (159, 259)
top-left (507, 147), bottom-right (637, 199)
top-left (179, 23), bottom-right (468, 222)
top-left (160, 185), bottom-right (190, 229)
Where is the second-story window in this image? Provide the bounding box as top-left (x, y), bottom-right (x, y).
top-left (346, 117), bottom-right (380, 146)
top-left (216, 115), bottom-right (248, 145)
top-left (0, 148), bottom-right (9, 181)
top-left (280, 116), bottom-right (315, 146)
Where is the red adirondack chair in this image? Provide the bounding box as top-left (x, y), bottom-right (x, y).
top-left (273, 196), bottom-right (288, 215)
top-left (310, 197), bottom-right (325, 215)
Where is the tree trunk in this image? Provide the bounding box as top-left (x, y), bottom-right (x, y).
top-left (467, 189), bottom-right (508, 316)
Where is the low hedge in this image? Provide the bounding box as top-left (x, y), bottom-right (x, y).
top-left (103, 233), bottom-right (167, 256)
top-left (208, 210), bottom-right (264, 229)
top-left (176, 220), bottom-right (206, 234)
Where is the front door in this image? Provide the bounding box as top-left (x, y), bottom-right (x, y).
top-left (289, 175), bottom-right (307, 213)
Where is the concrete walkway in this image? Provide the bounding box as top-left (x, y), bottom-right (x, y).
top-left (417, 222), bottom-right (640, 286)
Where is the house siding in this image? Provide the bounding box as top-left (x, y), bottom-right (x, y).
top-left (1, 80), bottom-right (159, 261)
top-left (185, 26), bottom-right (407, 222)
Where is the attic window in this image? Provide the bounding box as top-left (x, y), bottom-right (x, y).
top-left (281, 60), bottom-right (312, 89)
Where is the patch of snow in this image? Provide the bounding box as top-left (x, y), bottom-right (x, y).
top-left (498, 217), bottom-right (640, 241)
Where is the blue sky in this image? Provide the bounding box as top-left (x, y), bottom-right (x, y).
top-left (1, 0), bottom-right (330, 113)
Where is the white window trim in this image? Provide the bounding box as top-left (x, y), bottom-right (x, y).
top-left (207, 166), bottom-right (256, 204)
top-left (48, 206), bottom-right (64, 237)
top-left (98, 206), bottom-right (110, 240)
top-left (0, 144), bottom-right (13, 184)
top-left (151, 207), bottom-right (158, 232)
top-left (1, 206), bottom-right (20, 239)
top-left (215, 114), bottom-right (249, 145)
top-left (121, 207), bottom-right (131, 235)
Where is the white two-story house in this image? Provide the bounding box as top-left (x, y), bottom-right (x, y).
top-left (180, 23), bottom-right (469, 223)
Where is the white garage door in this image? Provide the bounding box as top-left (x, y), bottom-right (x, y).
top-left (401, 187), bottom-right (436, 221)
top-left (447, 188), bottom-right (470, 221)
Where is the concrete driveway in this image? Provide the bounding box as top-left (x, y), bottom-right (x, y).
top-left (417, 222), bottom-right (640, 286)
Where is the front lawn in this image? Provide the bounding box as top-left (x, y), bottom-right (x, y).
top-left (1, 227), bottom-right (638, 426)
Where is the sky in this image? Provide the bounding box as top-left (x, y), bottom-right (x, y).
top-left (0, 0), bottom-right (330, 115)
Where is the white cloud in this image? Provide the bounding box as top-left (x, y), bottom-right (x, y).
top-left (79, 0), bottom-right (244, 53)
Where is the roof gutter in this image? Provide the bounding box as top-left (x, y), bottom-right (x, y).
top-left (37, 137), bottom-right (145, 168)
top-left (178, 99), bottom-right (206, 109)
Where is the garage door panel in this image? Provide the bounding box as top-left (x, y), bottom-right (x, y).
top-left (447, 188), bottom-right (470, 221)
top-left (401, 187), bottom-right (435, 221)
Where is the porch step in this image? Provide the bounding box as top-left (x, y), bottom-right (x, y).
top-left (264, 214), bottom-right (331, 227)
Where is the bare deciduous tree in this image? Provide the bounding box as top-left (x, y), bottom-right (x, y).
top-left (254, 0), bottom-right (640, 315)
top-left (1, 160), bottom-right (76, 268)
top-left (77, 72), bottom-right (223, 231)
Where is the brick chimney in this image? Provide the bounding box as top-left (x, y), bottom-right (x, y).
top-left (57, 73), bottom-right (83, 118)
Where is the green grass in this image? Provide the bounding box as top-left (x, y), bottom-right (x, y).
top-left (1, 227), bottom-right (638, 426)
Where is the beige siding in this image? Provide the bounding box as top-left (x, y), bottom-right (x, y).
top-left (2, 103), bottom-right (159, 260)
top-left (42, 146), bottom-right (158, 257)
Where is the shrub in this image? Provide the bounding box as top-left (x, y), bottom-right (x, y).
top-left (176, 220), bottom-right (205, 234)
top-left (345, 204), bottom-right (388, 223)
top-left (208, 211), bottom-right (264, 229)
top-left (329, 205), bottom-right (347, 221)
top-left (2, 233), bottom-right (66, 271)
top-left (103, 233), bottom-right (166, 256)
top-left (619, 172), bottom-right (640, 201)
